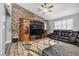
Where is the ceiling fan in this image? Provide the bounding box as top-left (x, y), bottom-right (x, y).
top-left (38, 3), bottom-right (54, 13)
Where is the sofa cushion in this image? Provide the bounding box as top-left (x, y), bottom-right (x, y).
top-left (42, 41), bottom-right (79, 56)
top-left (52, 30), bottom-right (60, 35)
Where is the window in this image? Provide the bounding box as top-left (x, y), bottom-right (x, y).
top-left (54, 19), bottom-right (73, 30)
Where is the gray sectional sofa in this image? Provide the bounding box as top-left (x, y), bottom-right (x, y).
top-left (42, 41), bottom-right (79, 56)
top-left (48, 30), bottom-right (79, 46)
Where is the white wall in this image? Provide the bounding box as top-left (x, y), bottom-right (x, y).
top-left (73, 14), bottom-right (79, 31)
top-left (48, 13), bottom-right (79, 33)
top-left (0, 3), bottom-right (5, 55)
top-left (48, 20), bottom-right (54, 33)
top-left (5, 15), bottom-right (11, 44)
top-left (0, 3), bottom-right (12, 55)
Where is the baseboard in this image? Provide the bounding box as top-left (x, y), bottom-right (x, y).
top-left (5, 40), bottom-right (11, 45)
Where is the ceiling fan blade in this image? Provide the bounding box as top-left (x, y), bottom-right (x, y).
top-left (44, 3), bottom-right (47, 5)
top-left (41, 5), bottom-right (44, 7)
top-left (48, 5), bottom-right (54, 8)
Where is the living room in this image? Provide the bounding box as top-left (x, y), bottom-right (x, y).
top-left (0, 3), bottom-right (79, 56)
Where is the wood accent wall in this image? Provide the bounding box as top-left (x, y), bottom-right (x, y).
top-left (11, 3), bottom-right (48, 42)
top-left (19, 18), bottom-right (30, 42)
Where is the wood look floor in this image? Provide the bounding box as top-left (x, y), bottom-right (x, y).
top-left (5, 38), bottom-right (57, 56)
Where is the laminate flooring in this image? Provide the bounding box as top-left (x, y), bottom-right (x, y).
top-left (5, 38), bottom-right (57, 56)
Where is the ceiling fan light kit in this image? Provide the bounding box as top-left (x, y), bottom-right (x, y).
top-left (38, 3), bottom-right (54, 13)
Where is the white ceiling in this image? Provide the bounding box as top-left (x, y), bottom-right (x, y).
top-left (17, 3), bottom-right (79, 20)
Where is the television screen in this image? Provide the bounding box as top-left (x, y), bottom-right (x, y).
top-left (30, 23), bottom-right (44, 29)
top-left (30, 21), bottom-right (44, 35)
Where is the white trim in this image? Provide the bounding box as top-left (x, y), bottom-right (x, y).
top-left (5, 40), bottom-right (11, 45)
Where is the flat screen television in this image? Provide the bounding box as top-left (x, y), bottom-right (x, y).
top-left (30, 21), bottom-right (44, 35)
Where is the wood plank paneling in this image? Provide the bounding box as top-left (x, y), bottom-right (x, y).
top-left (19, 18), bottom-right (30, 42)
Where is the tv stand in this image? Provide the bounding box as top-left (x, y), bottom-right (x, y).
top-left (30, 30), bottom-right (48, 40)
top-left (30, 35), bottom-right (42, 40)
